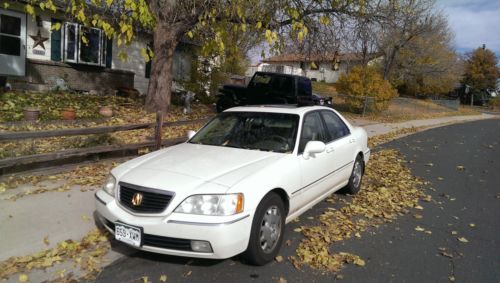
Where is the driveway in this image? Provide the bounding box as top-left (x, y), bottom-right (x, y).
top-left (94, 119), bottom-right (500, 283)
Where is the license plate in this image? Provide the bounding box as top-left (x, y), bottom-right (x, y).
top-left (115, 222), bottom-right (142, 247)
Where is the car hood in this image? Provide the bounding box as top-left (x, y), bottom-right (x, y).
top-left (116, 143), bottom-right (283, 194)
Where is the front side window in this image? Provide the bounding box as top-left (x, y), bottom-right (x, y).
top-left (190, 112), bottom-right (300, 153)
top-left (321, 110), bottom-right (350, 141)
top-left (298, 112), bottom-right (327, 153)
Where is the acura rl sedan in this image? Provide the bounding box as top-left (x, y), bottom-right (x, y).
top-left (95, 105), bottom-right (370, 265)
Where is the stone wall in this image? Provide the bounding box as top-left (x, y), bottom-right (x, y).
top-left (13, 59), bottom-right (134, 92)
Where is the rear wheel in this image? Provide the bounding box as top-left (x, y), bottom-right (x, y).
top-left (341, 155), bottom-right (364, 194)
top-left (243, 192), bottom-right (285, 265)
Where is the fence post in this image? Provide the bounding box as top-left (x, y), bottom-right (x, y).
top-left (362, 96), bottom-right (369, 116)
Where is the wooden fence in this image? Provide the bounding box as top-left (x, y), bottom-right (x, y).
top-left (0, 117), bottom-right (211, 174)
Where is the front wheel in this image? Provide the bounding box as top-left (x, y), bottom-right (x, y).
top-left (243, 192), bottom-right (285, 265)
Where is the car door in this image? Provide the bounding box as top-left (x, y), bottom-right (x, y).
top-left (320, 110), bottom-right (356, 184)
top-left (293, 111), bottom-right (335, 208)
top-left (0, 9), bottom-right (26, 76)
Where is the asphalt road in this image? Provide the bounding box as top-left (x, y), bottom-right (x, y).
top-left (94, 119), bottom-right (500, 283)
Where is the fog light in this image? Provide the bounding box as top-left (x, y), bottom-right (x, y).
top-left (191, 240), bottom-right (213, 252)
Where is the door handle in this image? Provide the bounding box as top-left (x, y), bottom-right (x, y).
top-left (326, 147), bottom-right (335, 153)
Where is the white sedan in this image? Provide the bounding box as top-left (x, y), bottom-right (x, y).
top-left (95, 105), bottom-right (370, 265)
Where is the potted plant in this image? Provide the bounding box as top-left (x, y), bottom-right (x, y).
top-left (99, 105), bottom-right (113, 117)
top-left (23, 107), bottom-right (41, 121)
top-left (61, 105), bottom-right (76, 120)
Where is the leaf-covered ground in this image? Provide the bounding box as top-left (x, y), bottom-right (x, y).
top-left (0, 127), bottom-right (434, 281)
top-left (0, 91), bottom-right (213, 158)
top-left (295, 149), bottom-right (429, 272)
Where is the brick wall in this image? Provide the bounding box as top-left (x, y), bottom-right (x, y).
top-left (17, 59), bottom-right (135, 91)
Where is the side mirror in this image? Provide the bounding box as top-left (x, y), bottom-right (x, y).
top-left (303, 141), bottom-right (326, 159)
top-left (187, 130), bottom-right (196, 140)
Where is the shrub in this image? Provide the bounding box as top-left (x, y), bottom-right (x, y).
top-left (489, 97), bottom-right (500, 109)
top-left (337, 66), bottom-right (398, 112)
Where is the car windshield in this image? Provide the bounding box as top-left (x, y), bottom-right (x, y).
top-left (189, 112), bottom-right (300, 153)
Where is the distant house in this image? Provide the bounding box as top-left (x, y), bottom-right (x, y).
top-left (248, 53), bottom-right (380, 83)
top-left (0, 5), bottom-right (196, 95)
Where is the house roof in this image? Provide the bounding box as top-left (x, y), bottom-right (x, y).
top-left (262, 52), bottom-right (378, 63)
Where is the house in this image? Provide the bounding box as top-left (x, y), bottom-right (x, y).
top-left (249, 52), bottom-right (379, 83)
top-left (0, 4), bottom-right (195, 95)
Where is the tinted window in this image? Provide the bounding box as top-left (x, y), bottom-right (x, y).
top-left (321, 111), bottom-right (350, 141)
top-left (190, 112), bottom-right (299, 153)
top-left (299, 112), bottom-right (327, 153)
top-left (272, 76), bottom-right (293, 94)
top-left (297, 77), bottom-right (311, 96)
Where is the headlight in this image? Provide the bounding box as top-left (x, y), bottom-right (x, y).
top-left (175, 194), bottom-right (244, 216)
top-left (103, 174), bottom-right (116, 197)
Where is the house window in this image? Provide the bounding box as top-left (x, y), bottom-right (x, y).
top-left (0, 14), bottom-right (21, 56)
top-left (63, 22), bottom-right (107, 66)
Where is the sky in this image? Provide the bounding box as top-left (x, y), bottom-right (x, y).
top-left (437, 0), bottom-right (500, 57)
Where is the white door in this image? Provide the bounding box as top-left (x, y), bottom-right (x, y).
top-left (293, 111), bottom-right (336, 208)
top-left (0, 9), bottom-right (26, 76)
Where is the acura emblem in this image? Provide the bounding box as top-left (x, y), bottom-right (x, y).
top-left (131, 193), bottom-right (143, 206)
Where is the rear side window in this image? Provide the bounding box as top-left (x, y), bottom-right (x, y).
top-left (298, 112), bottom-right (327, 153)
top-left (321, 110), bottom-right (350, 141)
top-left (297, 77), bottom-right (311, 96)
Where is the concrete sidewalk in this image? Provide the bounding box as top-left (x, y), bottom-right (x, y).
top-left (0, 113), bottom-right (495, 282)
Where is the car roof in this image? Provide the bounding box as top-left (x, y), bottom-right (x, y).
top-left (225, 105), bottom-right (334, 115)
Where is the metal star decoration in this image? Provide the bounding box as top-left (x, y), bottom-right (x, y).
top-left (30, 29), bottom-right (49, 50)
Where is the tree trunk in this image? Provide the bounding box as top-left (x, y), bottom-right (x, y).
top-left (383, 45), bottom-right (399, 80)
top-left (146, 25), bottom-right (180, 150)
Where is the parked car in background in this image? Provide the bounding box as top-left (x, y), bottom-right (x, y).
top-left (216, 72), bottom-right (332, 112)
top-left (95, 105), bottom-right (369, 265)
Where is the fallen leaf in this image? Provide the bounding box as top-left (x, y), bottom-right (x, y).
top-left (437, 177), bottom-right (444, 181)
top-left (159, 274), bottom-right (167, 282)
top-left (425, 163), bottom-right (434, 167)
top-left (451, 231), bottom-right (458, 235)
top-left (449, 276), bottom-right (456, 282)
top-left (354, 232), bottom-right (361, 238)
top-left (81, 215), bottom-right (90, 222)
top-left (275, 255), bottom-right (284, 263)
top-left (440, 251), bottom-right (453, 258)
top-left (456, 165), bottom-right (465, 171)
top-left (469, 223), bottom-right (476, 228)
top-left (183, 271), bottom-right (192, 277)
top-left (141, 276), bottom-right (150, 283)
top-left (285, 240), bottom-right (292, 246)
top-left (293, 228), bottom-right (302, 233)
top-left (458, 237), bottom-right (468, 243)
top-left (19, 274), bottom-right (29, 282)
top-left (278, 277), bottom-right (287, 283)
top-left (43, 236), bottom-right (50, 246)
top-left (353, 258), bottom-right (365, 266)
top-left (415, 226), bottom-right (425, 232)
top-left (414, 214), bottom-right (423, 219)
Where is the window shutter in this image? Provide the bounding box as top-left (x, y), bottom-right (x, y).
top-left (105, 38), bottom-right (112, 68)
top-left (50, 19), bottom-right (61, 61)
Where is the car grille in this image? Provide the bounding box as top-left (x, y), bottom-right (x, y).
top-left (119, 182), bottom-right (173, 213)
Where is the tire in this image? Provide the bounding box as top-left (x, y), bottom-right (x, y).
top-left (243, 192), bottom-right (285, 265)
top-left (341, 155), bottom-right (364, 195)
top-left (216, 96), bottom-right (234, 113)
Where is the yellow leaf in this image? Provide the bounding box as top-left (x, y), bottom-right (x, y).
top-left (187, 31), bottom-right (193, 38)
top-left (275, 255), bottom-right (284, 262)
top-left (159, 274), bottom-right (167, 282)
top-left (469, 223), bottom-right (476, 228)
top-left (51, 22), bottom-right (61, 31)
top-left (354, 258), bottom-right (365, 266)
top-left (414, 226), bottom-right (425, 232)
top-left (457, 237), bottom-right (468, 243)
top-left (19, 274), bottom-right (29, 282)
top-left (456, 165), bottom-right (465, 171)
top-left (43, 236), bottom-right (50, 246)
top-left (141, 276), bottom-right (150, 283)
top-left (293, 228), bottom-right (302, 232)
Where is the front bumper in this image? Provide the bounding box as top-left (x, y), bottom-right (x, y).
top-left (95, 190), bottom-right (252, 259)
